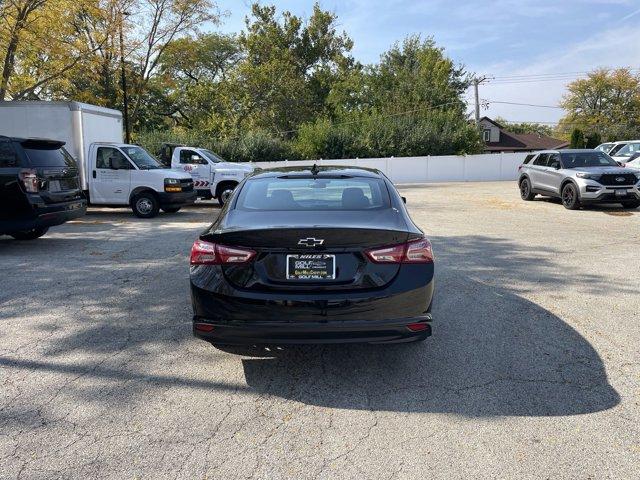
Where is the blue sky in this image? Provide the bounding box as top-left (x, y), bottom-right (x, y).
top-left (214, 0), bottom-right (640, 124)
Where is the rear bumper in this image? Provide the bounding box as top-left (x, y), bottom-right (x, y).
top-left (157, 190), bottom-right (197, 208)
top-left (0, 198), bottom-right (86, 234)
top-left (190, 264), bottom-right (434, 345)
top-left (193, 315), bottom-right (432, 344)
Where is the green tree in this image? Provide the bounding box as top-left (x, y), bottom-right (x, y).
top-left (0, 0), bottom-right (110, 100)
top-left (570, 128), bottom-right (585, 148)
top-left (559, 68), bottom-right (640, 140)
top-left (226, 2), bottom-right (354, 135)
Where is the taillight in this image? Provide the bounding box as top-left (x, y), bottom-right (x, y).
top-left (190, 239), bottom-right (256, 265)
top-left (404, 238), bottom-right (434, 263)
top-left (216, 244), bottom-right (256, 263)
top-left (365, 237), bottom-right (434, 264)
top-left (19, 169), bottom-right (39, 193)
top-left (365, 244), bottom-right (405, 263)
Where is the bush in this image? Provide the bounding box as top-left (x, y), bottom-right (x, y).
top-left (135, 129), bottom-right (292, 163)
top-left (137, 109), bottom-right (483, 163)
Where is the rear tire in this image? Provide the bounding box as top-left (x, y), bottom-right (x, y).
top-left (132, 192), bottom-right (160, 218)
top-left (621, 200), bottom-right (640, 209)
top-left (519, 178), bottom-right (535, 200)
top-left (161, 207), bottom-right (181, 213)
top-left (561, 183), bottom-right (580, 210)
top-left (9, 227), bottom-right (49, 240)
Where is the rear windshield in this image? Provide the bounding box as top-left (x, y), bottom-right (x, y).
top-left (236, 176), bottom-right (391, 211)
top-left (24, 145), bottom-right (77, 167)
top-left (560, 151), bottom-right (618, 168)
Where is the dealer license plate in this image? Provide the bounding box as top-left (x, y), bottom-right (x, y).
top-left (286, 254), bottom-right (336, 280)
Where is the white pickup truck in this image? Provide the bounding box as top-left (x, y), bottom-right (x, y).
top-left (170, 146), bottom-right (254, 205)
top-left (0, 101), bottom-right (196, 218)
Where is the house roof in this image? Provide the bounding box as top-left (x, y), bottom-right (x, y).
top-left (480, 117), bottom-right (569, 151)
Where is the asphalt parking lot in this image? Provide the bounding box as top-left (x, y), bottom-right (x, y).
top-left (1, 181), bottom-right (639, 479)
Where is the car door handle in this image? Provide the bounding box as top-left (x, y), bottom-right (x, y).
top-left (92, 170), bottom-right (96, 178)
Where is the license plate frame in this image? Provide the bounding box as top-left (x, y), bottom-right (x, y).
top-left (286, 254), bottom-right (336, 280)
top-left (615, 189), bottom-right (629, 197)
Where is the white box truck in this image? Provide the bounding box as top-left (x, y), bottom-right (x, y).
top-left (0, 101), bottom-right (195, 217)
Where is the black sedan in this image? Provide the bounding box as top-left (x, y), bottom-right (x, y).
top-left (189, 165), bottom-right (435, 345)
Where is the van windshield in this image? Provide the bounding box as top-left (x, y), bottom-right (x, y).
top-left (121, 146), bottom-right (162, 169)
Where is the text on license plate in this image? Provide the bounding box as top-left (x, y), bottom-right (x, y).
top-left (286, 254), bottom-right (336, 280)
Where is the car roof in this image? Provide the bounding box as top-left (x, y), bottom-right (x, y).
top-left (1, 136), bottom-right (61, 143)
top-left (250, 165), bottom-right (384, 179)
top-left (533, 149), bottom-right (600, 154)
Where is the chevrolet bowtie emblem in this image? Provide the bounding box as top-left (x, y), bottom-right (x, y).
top-left (298, 237), bottom-right (324, 247)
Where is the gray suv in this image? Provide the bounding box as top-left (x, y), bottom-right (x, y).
top-left (518, 149), bottom-right (640, 210)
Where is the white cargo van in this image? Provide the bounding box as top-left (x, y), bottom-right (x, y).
top-left (0, 101), bottom-right (195, 217)
top-left (170, 146), bottom-right (253, 205)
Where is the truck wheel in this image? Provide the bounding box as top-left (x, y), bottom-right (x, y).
top-left (621, 200), bottom-right (640, 209)
top-left (132, 192), bottom-right (159, 218)
top-left (519, 178), bottom-right (535, 200)
top-left (9, 227), bottom-right (49, 240)
top-left (218, 187), bottom-right (235, 206)
top-left (561, 183), bottom-right (580, 210)
top-left (161, 207), bottom-right (181, 213)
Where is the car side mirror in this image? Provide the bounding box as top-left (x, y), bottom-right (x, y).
top-left (554, 164), bottom-right (561, 170)
top-left (401, 196), bottom-right (407, 204)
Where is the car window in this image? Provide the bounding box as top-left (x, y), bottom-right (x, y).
top-left (609, 144), bottom-right (626, 155)
top-left (548, 154), bottom-right (562, 169)
top-left (97, 147), bottom-right (130, 169)
top-left (614, 142), bottom-right (640, 157)
top-left (560, 151), bottom-right (618, 168)
top-left (523, 154), bottom-right (534, 164)
top-left (179, 149), bottom-right (207, 165)
top-left (0, 141), bottom-right (18, 168)
top-left (533, 154), bottom-right (549, 166)
top-left (236, 177), bottom-right (391, 211)
top-left (23, 143), bottom-right (76, 168)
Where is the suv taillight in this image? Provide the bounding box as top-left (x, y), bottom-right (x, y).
top-left (19, 169), bottom-right (39, 193)
top-left (190, 239), bottom-right (256, 265)
top-left (366, 237), bottom-right (434, 264)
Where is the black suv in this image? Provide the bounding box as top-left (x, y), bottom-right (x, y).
top-left (0, 137), bottom-right (86, 240)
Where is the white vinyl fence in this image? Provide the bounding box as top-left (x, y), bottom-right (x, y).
top-left (244, 152), bottom-right (528, 184)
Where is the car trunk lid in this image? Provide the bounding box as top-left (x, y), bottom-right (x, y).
top-left (201, 210), bottom-right (410, 291)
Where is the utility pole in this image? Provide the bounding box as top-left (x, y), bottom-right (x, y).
top-left (119, 10), bottom-right (131, 144)
top-left (472, 76), bottom-right (489, 127)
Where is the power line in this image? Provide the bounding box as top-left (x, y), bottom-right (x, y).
top-left (487, 100), bottom-right (564, 109)
top-left (476, 68), bottom-right (640, 85)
